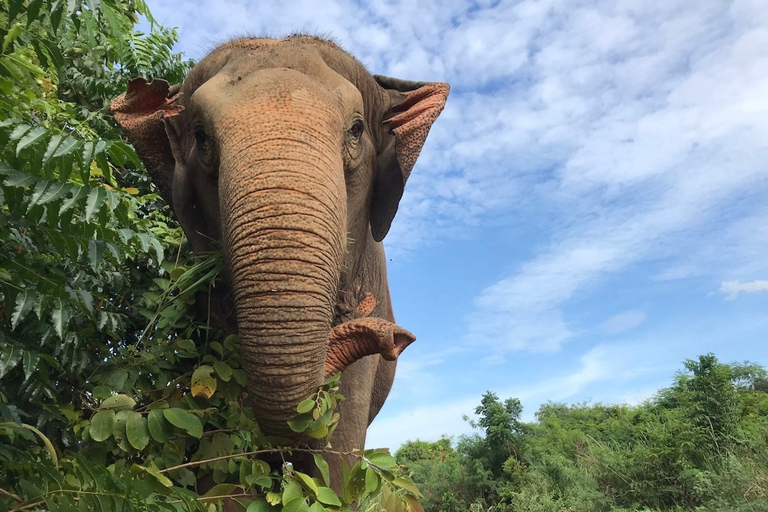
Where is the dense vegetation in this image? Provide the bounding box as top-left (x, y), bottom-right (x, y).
top-left (397, 354), bottom-right (768, 512)
top-left (0, 1), bottom-right (419, 511)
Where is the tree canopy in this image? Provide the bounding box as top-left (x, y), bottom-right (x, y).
top-left (396, 354), bottom-right (768, 512)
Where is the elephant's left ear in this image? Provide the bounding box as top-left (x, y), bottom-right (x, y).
top-left (111, 78), bottom-right (183, 209)
top-left (371, 75), bottom-right (450, 242)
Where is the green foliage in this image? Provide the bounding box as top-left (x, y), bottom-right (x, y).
top-left (0, 2), bottom-right (420, 511)
top-left (398, 355), bottom-right (768, 512)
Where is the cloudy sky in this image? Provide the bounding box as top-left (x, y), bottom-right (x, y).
top-left (141, 0), bottom-right (768, 449)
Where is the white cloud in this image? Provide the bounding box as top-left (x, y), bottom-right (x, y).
top-left (721, 280), bottom-right (768, 300)
top-left (600, 309), bottom-right (647, 335)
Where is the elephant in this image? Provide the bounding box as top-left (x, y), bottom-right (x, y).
top-left (110, 35), bottom-right (449, 484)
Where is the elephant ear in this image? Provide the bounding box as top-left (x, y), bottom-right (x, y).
top-left (371, 75), bottom-right (449, 242)
top-left (110, 78), bottom-right (183, 209)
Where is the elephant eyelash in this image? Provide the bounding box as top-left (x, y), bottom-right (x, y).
top-left (347, 119), bottom-right (364, 139)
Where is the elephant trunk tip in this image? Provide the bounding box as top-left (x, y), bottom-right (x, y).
top-left (324, 318), bottom-right (416, 376)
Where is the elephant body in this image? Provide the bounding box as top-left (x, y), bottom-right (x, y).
top-left (111, 36), bottom-right (448, 483)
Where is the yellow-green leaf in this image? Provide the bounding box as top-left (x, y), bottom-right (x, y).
top-left (191, 365), bottom-right (217, 399)
top-left (294, 471), bottom-right (318, 495)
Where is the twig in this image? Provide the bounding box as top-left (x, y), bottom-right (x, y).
top-left (0, 487), bottom-right (23, 502)
top-left (159, 447), bottom-right (360, 474)
top-left (9, 500), bottom-right (45, 512)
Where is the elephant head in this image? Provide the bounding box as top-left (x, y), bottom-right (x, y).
top-left (111, 36), bottom-right (448, 440)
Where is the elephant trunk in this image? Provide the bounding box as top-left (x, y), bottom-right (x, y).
top-left (218, 105), bottom-right (347, 437)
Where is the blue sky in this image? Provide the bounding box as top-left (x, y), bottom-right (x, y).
top-left (140, 0), bottom-right (768, 449)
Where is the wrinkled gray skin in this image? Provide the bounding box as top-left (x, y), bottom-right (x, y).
top-left (111, 35), bottom-right (449, 486)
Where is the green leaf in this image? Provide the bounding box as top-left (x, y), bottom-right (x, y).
top-left (246, 499), bottom-right (272, 512)
top-left (283, 499), bottom-right (309, 512)
top-left (9, 124), bottom-right (30, 141)
top-left (43, 134), bottom-right (64, 164)
top-left (125, 412), bottom-right (150, 450)
top-left (52, 135), bottom-right (82, 159)
top-left (365, 450), bottom-right (398, 470)
top-left (85, 187), bottom-right (106, 221)
top-left (365, 467), bottom-right (380, 495)
top-left (213, 360), bottom-right (233, 382)
top-left (89, 410), bottom-right (115, 442)
top-left (100, 394), bottom-right (136, 411)
top-left (12, 289), bottom-right (36, 329)
top-left (113, 410), bottom-right (131, 451)
top-left (82, 140), bottom-right (95, 170)
top-left (50, 300), bottom-right (71, 340)
top-left (297, 398), bottom-right (316, 414)
top-left (287, 413), bottom-right (313, 433)
top-left (391, 477), bottom-right (423, 498)
top-left (294, 471), bottom-right (318, 495)
top-left (202, 483), bottom-right (240, 498)
top-left (315, 487), bottom-right (341, 507)
top-left (88, 239), bottom-right (104, 269)
top-left (16, 126), bottom-right (47, 156)
top-left (36, 181), bottom-right (70, 205)
top-left (0, 345), bottom-right (23, 379)
top-left (134, 463), bottom-right (173, 488)
top-left (163, 408), bottom-right (203, 438)
top-left (308, 503), bottom-right (325, 512)
top-left (282, 480), bottom-right (303, 505)
top-left (22, 350), bottom-right (39, 381)
top-left (60, 185), bottom-right (87, 214)
top-left (252, 474), bottom-right (272, 488)
top-left (312, 453), bottom-right (330, 487)
top-left (147, 408), bottom-right (174, 443)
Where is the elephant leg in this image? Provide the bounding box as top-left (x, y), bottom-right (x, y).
top-left (368, 358), bottom-right (397, 425)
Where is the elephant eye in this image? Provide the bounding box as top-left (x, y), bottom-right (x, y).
top-left (348, 119), bottom-right (364, 140)
top-left (194, 126), bottom-right (209, 147)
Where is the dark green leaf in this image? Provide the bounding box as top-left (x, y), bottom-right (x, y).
top-left (16, 126), bottom-right (47, 156)
top-left (85, 187), bottom-right (106, 221)
top-left (163, 408), bottom-right (203, 438)
top-left (88, 239), bottom-right (104, 269)
top-left (51, 299), bottom-right (71, 340)
top-left (0, 345), bottom-right (23, 379)
top-left (147, 408), bottom-right (173, 443)
top-left (52, 135), bottom-right (82, 159)
top-left (89, 410), bottom-right (115, 442)
top-left (12, 289), bottom-right (36, 329)
top-left (22, 350), bottom-right (40, 381)
top-left (43, 134), bottom-right (64, 164)
top-left (59, 185), bottom-right (87, 213)
top-left (125, 412), bottom-right (150, 450)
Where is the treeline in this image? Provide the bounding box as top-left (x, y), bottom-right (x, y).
top-left (395, 354), bottom-right (768, 512)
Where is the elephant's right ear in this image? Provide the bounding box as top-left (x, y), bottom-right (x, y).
top-left (111, 78), bottom-right (183, 209)
top-left (371, 75), bottom-right (449, 242)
